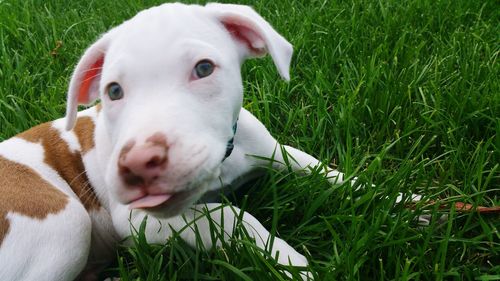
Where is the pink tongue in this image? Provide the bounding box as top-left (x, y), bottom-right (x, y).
top-left (129, 194), bottom-right (172, 209)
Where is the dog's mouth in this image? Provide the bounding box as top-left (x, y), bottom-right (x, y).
top-left (128, 193), bottom-right (173, 209)
top-left (126, 187), bottom-right (200, 211)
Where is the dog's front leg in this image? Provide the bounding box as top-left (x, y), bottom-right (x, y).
top-left (227, 108), bottom-right (345, 185)
top-left (112, 203), bottom-right (310, 279)
top-left (231, 112), bottom-right (437, 226)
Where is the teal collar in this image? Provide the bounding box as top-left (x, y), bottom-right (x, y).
top-left (222, 121), bottom-right (237, 162)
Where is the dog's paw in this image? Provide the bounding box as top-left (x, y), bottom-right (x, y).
top-left (273, 238), bottom-right (308, 266)
top-left (272, 238), bottom-right (313, 280)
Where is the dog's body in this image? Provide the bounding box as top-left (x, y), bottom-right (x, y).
top-left (0, 3), bottom-right (345, 280)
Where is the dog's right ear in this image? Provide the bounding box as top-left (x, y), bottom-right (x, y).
top-left (65, 34), bottom-right (111, 131)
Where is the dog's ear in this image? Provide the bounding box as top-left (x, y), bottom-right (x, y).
top-left (65, 34), bottom-right (111, 130)
top-left (206, 3), bottom-right (293, 81)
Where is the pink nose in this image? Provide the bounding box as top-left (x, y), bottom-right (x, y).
top-left (118, 133), bottom-right (168, 186)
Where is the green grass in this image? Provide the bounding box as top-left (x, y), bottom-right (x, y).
top-left (1, 0), bottom-right (499, 280)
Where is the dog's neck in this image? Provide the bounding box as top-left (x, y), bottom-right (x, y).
top-left (222, 120), bottom-right (238, 162)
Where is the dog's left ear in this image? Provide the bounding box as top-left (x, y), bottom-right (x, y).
top-left (206, 3), bottom-right (293, 80)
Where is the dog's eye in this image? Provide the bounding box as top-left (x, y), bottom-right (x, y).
top-left (193, 60), bottom-right (214, 79)
top-left (107, 82), bottom-right (124, 101)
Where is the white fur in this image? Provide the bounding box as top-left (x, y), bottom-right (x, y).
top-left (0, 199), bottom-right (91, 281)
top-left (0, 3), bottom-right (349, 280)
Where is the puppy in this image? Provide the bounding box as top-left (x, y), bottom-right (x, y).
top-left (0, 3), bottom-right (346, 280)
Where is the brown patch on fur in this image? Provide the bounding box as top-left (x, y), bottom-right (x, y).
top-left (0, 156), bottom-right (69, 246)
top-left (17, 118), bottom-right (101, 211)
top-left (95, 103), bottom-right (102, 113)
top-left (74, 117), bottom-right (96, 154)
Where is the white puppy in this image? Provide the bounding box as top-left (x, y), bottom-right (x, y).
top-left (0, 3), bottom-right (346, 280)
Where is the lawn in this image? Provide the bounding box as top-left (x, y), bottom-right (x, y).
top-left (0, 0), bottom-right (498, 280)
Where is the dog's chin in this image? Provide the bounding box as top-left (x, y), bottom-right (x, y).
top-left (134, 187), bottom-right (206, 218)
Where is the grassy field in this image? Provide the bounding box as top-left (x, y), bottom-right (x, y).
top-left (1, 0), bottom-right (499, 280)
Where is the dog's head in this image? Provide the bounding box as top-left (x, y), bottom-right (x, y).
top-left (64, 3), bottom-right (292, 217)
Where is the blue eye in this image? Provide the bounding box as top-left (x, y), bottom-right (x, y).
top-left (194, 60), bottom-right (214, 79)
top-left (107, 82), bottom-right (124, 100)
